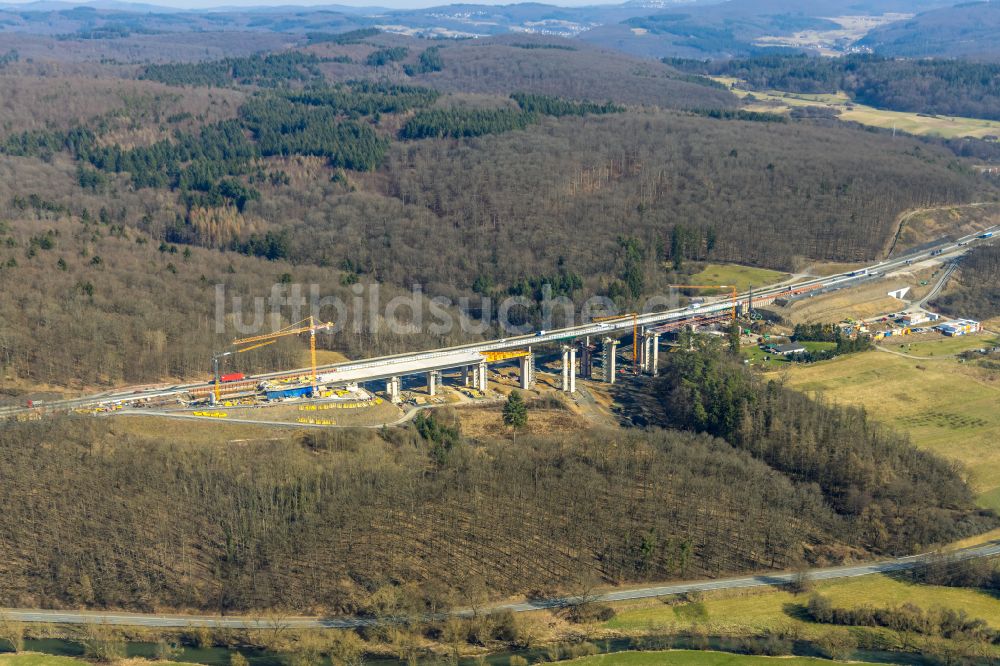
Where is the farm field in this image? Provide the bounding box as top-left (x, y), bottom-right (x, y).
top-left (715, 77), bottom-right (1000, 139)
top-left (605, 573), bottom-right (1000, 639)
top-left (774, 335), bottom-right (1000, 509)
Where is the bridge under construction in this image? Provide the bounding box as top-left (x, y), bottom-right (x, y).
top-left (3, 224), bottom-right (997, 421)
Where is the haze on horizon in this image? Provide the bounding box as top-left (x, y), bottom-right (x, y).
top-left (0, 0), bottom-right (643, 10)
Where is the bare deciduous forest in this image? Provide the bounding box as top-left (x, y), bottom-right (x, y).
top-left (0, 16), bottom-right (998, 625)
top-left (0, 396), bottom-right (985, 613)
top-left (0, 213), bottom-right (474, 388)
top-left (931, 244), bottom-right (1000, 320)
top-left (405, 35), bottom-right (737, 110)
top-left (377, 114), bottom-right (983, 283)
top-left (1, 43), bottom-right (993, 389)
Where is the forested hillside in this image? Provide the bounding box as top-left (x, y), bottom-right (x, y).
top-left (0, 38), bottom-right (996, 389)
top-left (651, 346), bottom-right (990, 553)
top-left (578, 0), bottom-right (956, 60)
top-left (860, 1), bottom-right (1000, 61)
top-left (931, 244), bottom-right (1000, 321)
top-left (676, 54), bottom-right (1000, 121)
top-left (0, 417), bottom-right (823, 611)
top-left (0, 211), bottom-right (464, 389)
top-left (1, 17), bottom-right (998, 627)
top-left (376, 113), bottom-right (983, 284)
top-left (1, 387), bottom-right (986, 613)
top-left (405, 35), bottom-right (737, 111)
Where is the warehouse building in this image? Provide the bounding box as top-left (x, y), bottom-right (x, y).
top-left (937, 319), bottom-right (982, 337)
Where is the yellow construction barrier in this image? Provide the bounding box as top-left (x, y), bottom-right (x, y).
top-left (192, 411), bottom-right (228, 418)
top-left (298, 399), bottom-right (382, 412)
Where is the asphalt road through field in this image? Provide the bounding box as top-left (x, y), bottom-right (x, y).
top-left (5, 541), bottom-right (1000, 628)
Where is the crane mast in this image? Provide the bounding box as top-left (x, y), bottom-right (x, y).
top-left (213, 316), bottom-right (333, 402)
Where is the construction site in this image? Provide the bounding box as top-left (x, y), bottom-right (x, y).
top-left (4, 223), bottom-right (996, 429)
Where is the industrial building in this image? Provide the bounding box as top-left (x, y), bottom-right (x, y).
top-left (937, 319), bottom-right (982, 336)
top-left (899, 312), bottom-right (928, 327)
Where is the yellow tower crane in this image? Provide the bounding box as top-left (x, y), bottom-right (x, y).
top-left (215, 316), bottom-right (334, 402)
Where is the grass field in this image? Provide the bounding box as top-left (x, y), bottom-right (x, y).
top-left (567, 650), bottom-right (839, 665)
top-left (0, 657), bottom-right (108, 666)
top-left (687, 264), bottom-right (790, 293)
top-left (715, 77), bottom-right (1000, 139)
top-left (743, 342), bottom-right (836, 367)
top-left (773, 335), bottom-right (1000, 509)
top-left (605, 574), bottom-right (1000, 636)
top-left (882, 334), bottom-right (999, 357)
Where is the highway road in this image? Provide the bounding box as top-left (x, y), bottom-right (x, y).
top-left (2, 225), bottom-right (997, 419)
top-left (3, 541), bottom-right (999, 628)
top-left (2, 229), bottom-right (999, 630)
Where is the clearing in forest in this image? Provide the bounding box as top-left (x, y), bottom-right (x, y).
top-left (686, 263), bottom-right (789, 292)
top-left (715, 77), bottom-right (1000, 139)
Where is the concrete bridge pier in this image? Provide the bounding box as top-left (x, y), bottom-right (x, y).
top-left (642, 332), bottom-right (661, 375)
top-left (519, 349), bottom-right (534, 389)
top-left (561, 347), bottom-right (570, 392)
top-left (569, 346), bottom-right (576, 393)
top-left (475, 360), bottom-right (489, 394)
top-left (650, 333), bottom-right (660, 376)
top-left (427, 370), bottom-right (439, 396)
top-left (640, 328), bottom-right (651, 372)
top-left (603, 338), bottom-right (618, 384)
top-left (386, 376), bottom-right (401, 403)
top-left (560, 346), bottom-right (577, 393)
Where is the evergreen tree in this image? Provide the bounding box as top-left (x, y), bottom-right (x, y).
top-left (502, 390), bottom-right (528, 442)
top-left (728, 320), bottom-right (741, 356)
